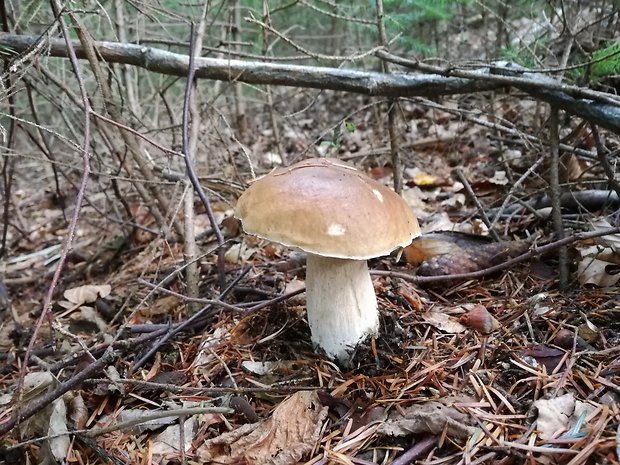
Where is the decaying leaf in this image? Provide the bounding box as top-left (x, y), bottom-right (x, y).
top-left (66, 392), bottom-right (88, 430)
top-left (405, 167), bottom-right (442, 187)
top-left (590, 219), bottom-right (620, 250)
top-left (225, 242), bottom-right (257, 263)
top-left (44, 397), bottom-right (70, 464)
top-left (151, 416), bottom-right (197, 456)
top-left (64, 284), bottom-right (111, 305)
top-left (69, 307), bottom-right (109, 335)
top-left (19, 372), bottom-right (70, 464)
top-left (577, 246), bottom-right (620, 287)
top-left (518, 344), bottom-right (567, 372)
top-left (197, 390), bottom-right (328, 465)
top-left (422, 311), bottom-right (467, 334)
top-left (241, 360), bottom-right (302, 376)
top-left (533, 393), bottom-right (595, 440)
top-left (378, 399), bottom-right (475, 439)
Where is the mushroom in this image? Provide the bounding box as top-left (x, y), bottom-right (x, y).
top-left (235, 158), bottom-right (420, 362)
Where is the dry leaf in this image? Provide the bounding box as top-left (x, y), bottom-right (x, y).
top-left (69, 307), bottom-right (109, 334)
top-left (64, 284), bottom-right (111, 305)
top-left (519, 344), bottom-right (566, 372)
top-left (197, 390), bottom-right (328, 465)
top-left (378, 399), bottom-right (475, 439)
top-left (411, 170), bottom-right (440, 187)
top-left (407, 232), bottom-right (530, 276)
top-left (45, 397), bottom-right (70, 464)
top-left (534, 393), bottom-right (575, 439)
top-left (422, 311), bottom-right (466, 333)
top-left (560, 153), bottom-right (585, 182)
top-left (151, 417), bottom-right (197, 456)
top-left (225, 242), bottom-right (257, 263)
top-left (577, 246), bottom-right (620, 287)
top-left (19, 372), bottom-right (70, 464)
top-left (67, 393), bottom-right (88, 429)
top-left (591, 219), bottom-right (620, 250)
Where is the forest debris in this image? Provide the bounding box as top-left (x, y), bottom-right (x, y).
top-left (404, 231), bottom-right (530, 276)
top-left (69, 307), bottom-right (109, 335)
top-left (196, 391), bottom-right (328, 465)
top-left (591, 219), bottom-right (620, 250)
top-left (528, 292), bottom-right (553, 316)
top-left (488, 170), bottom-right (509, 185)
top-left (405, 167), bottom-right (443, 187)
top-left (518, 345), bottom-right (566, 372)
top-left (151, 417), bottom-right (197, 456)
top-left (241, 360), bottom-right (301, 376)
top-left (459, 304), bottom-right (501, 335)
top-left (422, 311), bottom-right (467, 333)
top-left (19, 372), bottom-right (70, 464)
top-left (577, 246), bottom-right (620, 287)
top-left (64, 284), bottom-right (111, 306)
top-left (98, 409), bottom-right (179, 434)
top-left (225, 242), bottom-right (257, 263)
top-left (533, 393), bottom-right (595, 440)
top-left (378, 399), bottom-right (475, 439)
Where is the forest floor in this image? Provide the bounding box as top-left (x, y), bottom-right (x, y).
top-left (1, 89), bottom-right (620, 465)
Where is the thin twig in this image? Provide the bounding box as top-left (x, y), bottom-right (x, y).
top-left (245, 13), bottom-right (385, 62)
top-left (375, 0), bottom-right (402, 194)
top-left (182, 23), bottom-right (227, 292)
top-left (18, 0), bottom-right (93, 411)
top-left (130, 268), bottom-right (249, 372)
top-left (47, 327), bottom-right (169, 374)
top-left (86, 378), bottom-right (320, 394)
top-left (549, 107), bottom-right (569, 291)
top-left (456, 168), bottom-right (501, 242)
top-left (183, 8), bottom-right (209, 316)
top-left (4, 405), bottom-right (234, 450)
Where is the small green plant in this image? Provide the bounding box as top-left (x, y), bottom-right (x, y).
top-left (383, 0), bottom-right (474, 55)
top-left (500, 45), bottom-right (540, 69)
top-left (589, 41), bottom-right (620, 82)
top-left (319, 120), bottom-right (356, 149)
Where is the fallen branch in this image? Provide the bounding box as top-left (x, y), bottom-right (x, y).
top-left (488, 190), bottom-right (620, 217)
top-left (2, 34), bottom-right (620, 132)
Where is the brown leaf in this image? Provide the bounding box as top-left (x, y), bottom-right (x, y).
top-left (64, 284), bottom-right (111, 305)
top-left (422, 311), bottom-right (467, 334)
top-left (378, 399), bottom-right (475, 439)
top-left (197, 390), bottom-right (328, 465)
top-left (520, 344), bottom-right (566, 372)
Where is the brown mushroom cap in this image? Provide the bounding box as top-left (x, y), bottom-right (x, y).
top-left (235, 158), bottom-right (420, 259)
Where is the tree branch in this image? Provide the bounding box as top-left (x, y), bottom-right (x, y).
top-left (3, 33), bottom-right (619, 132)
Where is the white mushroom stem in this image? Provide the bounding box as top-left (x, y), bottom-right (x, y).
top-left (305, 254), bottom-right (380, 362)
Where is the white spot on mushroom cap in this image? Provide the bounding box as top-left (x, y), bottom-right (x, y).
top-left (327, 223), bottom-right (346, 236)
top-left (372, 189), bottom-right (384, 203)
